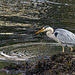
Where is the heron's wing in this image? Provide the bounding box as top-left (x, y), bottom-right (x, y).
top-left (54, 28), bottom-right (75, 44)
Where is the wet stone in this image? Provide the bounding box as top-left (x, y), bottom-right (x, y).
top-left (3, 52), bottom-right (75, 75)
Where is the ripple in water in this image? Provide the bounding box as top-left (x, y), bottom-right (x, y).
top-left (0, 42), bottom-right (60, 61)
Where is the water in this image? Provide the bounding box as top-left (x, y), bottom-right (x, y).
top-left (0, 0), bottom-right (75, 74)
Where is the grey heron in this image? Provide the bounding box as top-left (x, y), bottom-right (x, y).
top-left (35, 26), bottom-right (75, 52)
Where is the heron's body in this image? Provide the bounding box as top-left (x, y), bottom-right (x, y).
top-left (35, 26), bottom-right (75, 52)
top-left (47, 28), bottom-right (75, 47)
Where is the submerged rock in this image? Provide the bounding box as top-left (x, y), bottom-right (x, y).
top-left (3, 52), bottom-right (75, 75)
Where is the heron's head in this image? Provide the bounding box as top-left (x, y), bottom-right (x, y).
top-left (35, 26), bottom-right (54, 34)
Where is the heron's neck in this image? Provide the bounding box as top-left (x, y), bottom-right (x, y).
top-left (46, 31), bottom-right (54, 39)
top-left (46, 30), bottom-right (53, 35)
top-left (46, 31), bottom-right (63, 47)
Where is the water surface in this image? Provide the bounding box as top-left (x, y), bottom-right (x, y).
top-left (0, 0), bottom-right (75, 74)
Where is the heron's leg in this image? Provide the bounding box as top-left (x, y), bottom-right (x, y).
top-left (62, 46), bottom-right (64, 53)
top-left (70, 47), bottom-right (73, 51)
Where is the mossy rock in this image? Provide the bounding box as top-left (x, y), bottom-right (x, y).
top-left (3, 52), bottom-right (75, 75)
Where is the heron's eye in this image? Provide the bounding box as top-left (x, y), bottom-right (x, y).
top-left (42, 27), bottom-right (45, 29)
top-left (43, 26), bottom-right (50, 29)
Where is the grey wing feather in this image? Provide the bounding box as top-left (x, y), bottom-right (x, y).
top-left (54, 28), bottom-right (75, 44)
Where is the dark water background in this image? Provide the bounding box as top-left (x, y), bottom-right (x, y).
top-left (0, 0), bottom-right (75, 74)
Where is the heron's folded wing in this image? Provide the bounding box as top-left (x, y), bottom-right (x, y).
top-left (54, 29), bottom-right (75, 44)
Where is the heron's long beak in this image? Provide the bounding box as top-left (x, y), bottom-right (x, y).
top-left (35, 29), bottom-right (45, 34)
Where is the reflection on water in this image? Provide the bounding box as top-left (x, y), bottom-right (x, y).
top-left (0, 0), bottom-right (75, 74)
